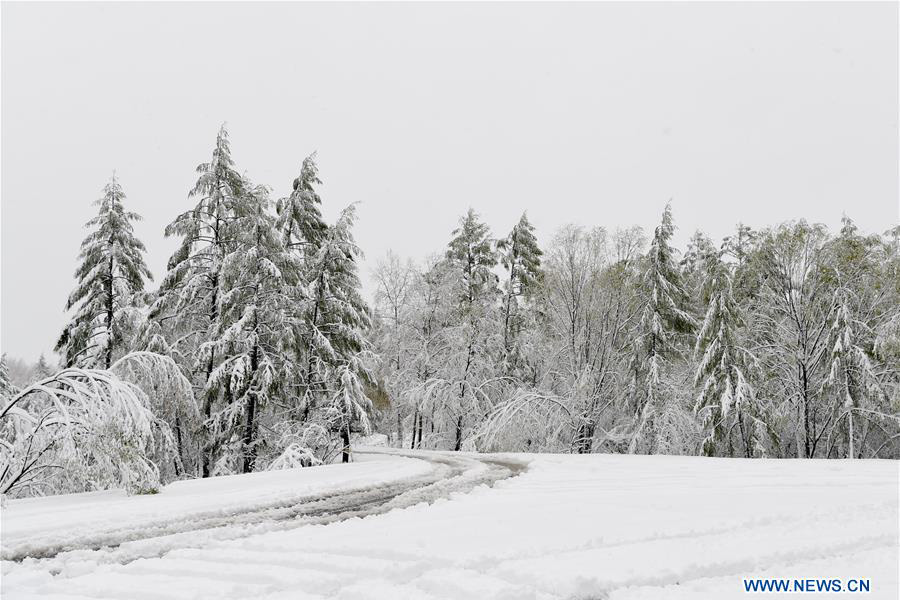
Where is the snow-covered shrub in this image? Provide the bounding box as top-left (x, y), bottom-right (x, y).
top-left (262, 422), bottom-right (338, 468)
top-left (0, 352), bottom-right (191, 498)
top-left (268, 443), bottom-right (323, 470)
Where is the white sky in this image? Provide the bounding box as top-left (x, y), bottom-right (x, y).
top-left (2, 2), bottom-right (898, 363)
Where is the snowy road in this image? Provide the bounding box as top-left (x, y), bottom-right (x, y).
top-left (2, 452), bottom-right (898, 599)
top-left (1, 450), bottom-right (524, 565)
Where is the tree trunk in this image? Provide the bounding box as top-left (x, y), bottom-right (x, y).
top-left (738, 410), bottom-right (750, 458)
top-left (173, 416), bottom-right (184, 476)
top-left (341, 425), bottom-right (352, 463)
top-left (201, 273), bottom-right (219, 478)
top-left (105, 253), bottom-right (114, 369)
top-left (201, 350), bottom-right (215, 478)
top-left (847, 410), bottom-right (854, 459)
top-left (241, 393), bottom-right (257, 473)
top-left (454, 415), bottom-right (464, 451)
top-left (575, 420), bottom-right (595, 454)
top-left (241, 336), bottom-right (261, 474)
top-left (417, 412), bottom-right (424, 448)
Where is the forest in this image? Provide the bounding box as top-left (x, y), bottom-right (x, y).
top-left (2, 125), bottom-right (899, 499)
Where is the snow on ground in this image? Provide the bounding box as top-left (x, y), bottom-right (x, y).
top-left (1, 453), bottom-right (433, 561)
top-left (2, 452), bottom-right (898, 599)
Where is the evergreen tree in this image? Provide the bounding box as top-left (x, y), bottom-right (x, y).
top-left (301, 205), bottom-right (373, 462)
top-left (723, 223), bottom-right (757, 267)
top-left (497, 212), bottom-right (543, 363)
top-left (693, 251), bottom-right (767, 457)
top-left (447, 209), bottom-right (498, 310)
top-left (445, 208), bottom-right (499, 450)
top-left (276, 154), bottom-right (328, 260)
top-left (33, 354), bottom-right (54, 381)
top-left (274, 154), bottom-right (329, 422)
top-left (680, 230), bottom-right (716, 300)
top-left (821, 288), bottom-right (884, 458)
top-left (723, 223), bottom-right (760, 301)
top-left (56, 174), bottom-right (152, 369)
top-left (0, 354), bottom-right (17, 400)
top-left (206, 180), bottom-right (300, 473)
top-left (630, 202), bottom-right (696, 453)
top-left (159, 124), bottom-right (244, 476)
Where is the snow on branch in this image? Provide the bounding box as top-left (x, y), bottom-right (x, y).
top-left (0, 352), bottom-right (189, 498)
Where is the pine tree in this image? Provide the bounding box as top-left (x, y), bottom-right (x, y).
top-left (159, 124), bottom-right (244, 477)
top-left (301, 205), bottom-right (373, 462)
top-left (204, 180), bottom-right (300, 473)
top-left (723, 223), bottom-right (760, 302)
top-left (0, 354), bottom-right (17, 401)
top-left (447, 209), bottom-right (498, 310)
top-left (693, 251), bottom-right (766, 457)
top-left (276, 154), bottom-right (328, 262)
top-left (821, 288), bottom-right (884, 458)
top-left (630, 202), bottom-right (696, 453)
top-left (497, 212), bottom-right (543, 363)
top-left (445, 208), bottom-right (499, 450)
top-left (56, 174), bottom-right (152, 369)
top-left (33, 354), bottom-right (54, 381)
top-left (723, 223), bottom-right (757, 267)
top-left (680, 230), bottom-right (716, 299)
top-left (274, 154), bottom-right (330, 426)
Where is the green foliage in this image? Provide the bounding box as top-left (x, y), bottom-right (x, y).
top-left (55, 174), bottom-right (152, 369)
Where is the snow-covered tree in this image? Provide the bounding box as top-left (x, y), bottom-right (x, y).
top-left (158, 124), bottom-right (244, 476)
top-left (485, 225), bottom-right (642, 454)
top-left (371, 251), bottom-right (418, 445)
top-left (756, 221), bottom-right (832, 458)
top-left (629, 202), bottom-right (697, 454)
top-left (693, 252), bottom-right (769, 457)
top-left (401, 256), bottom-right (456, 449)
top-left (56, 174), bottom-right (152, 369)
top-left (443, 208), bottom-right (500, 450)
top-left (0, 355), bottom-right (17, 401)
top-left (32, 354), bottom-right (54, 382)
top-left (298, 205), bottom-right (374, 462)
top-left (680, 230), bottom-right (716, 304)
top-left (497, 212), bottom-right (543, 369)
top-left (820, 289), bottom-right (886, 458)
top-left (203, 180), bottom-right (300, 473)
top-left (276, 153), bottom-right (328, 262)
top-left (0, 352), bottom-right (191, 498)
top-left (874, 226), bottom-right (900, 433)
top-left (723, 223), bottom-right (757, 267)
top-left (723, 223), bottom-right (762, 303)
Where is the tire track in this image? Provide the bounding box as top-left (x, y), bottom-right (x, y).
top-left (3, 450), bottom-right (528, 569)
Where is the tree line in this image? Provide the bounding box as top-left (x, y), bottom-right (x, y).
top-left (370, 206), bottom-right (900, 459)
top-left (1, 125), bottom-right (898, 498)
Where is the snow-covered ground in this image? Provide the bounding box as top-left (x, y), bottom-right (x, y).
top-left (2, 451), bottom-right (897, 599)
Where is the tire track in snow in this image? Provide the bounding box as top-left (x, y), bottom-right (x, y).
top-left (4, 450), bottom-right (528, 569)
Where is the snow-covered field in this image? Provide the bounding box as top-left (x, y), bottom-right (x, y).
top-left (2, 451), bottom-right (897, 599)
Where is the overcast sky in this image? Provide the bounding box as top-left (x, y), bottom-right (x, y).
top-left (2, 2), bottom-right (898, 363)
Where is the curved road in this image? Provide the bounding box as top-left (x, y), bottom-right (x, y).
top-left (5, 449), bottom-right (528, 568)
